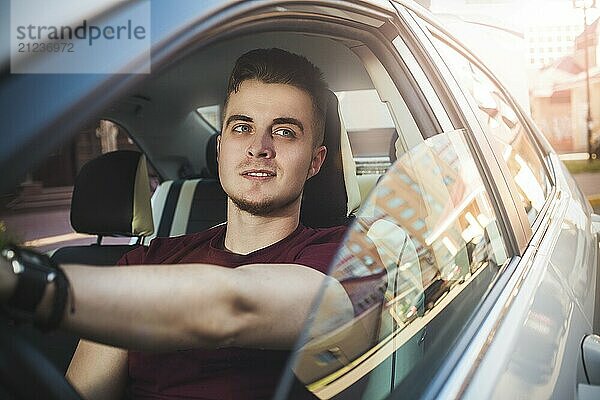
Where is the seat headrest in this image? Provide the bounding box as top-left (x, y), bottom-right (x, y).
top-left (301, 91), bottom-right (360, 227)
top-left (204, 134), bottom-right (219, 178)
top-left (70, 150), bottom-right (154, 237)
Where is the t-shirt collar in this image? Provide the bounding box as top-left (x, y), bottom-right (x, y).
top-left (208, 223), bottom-right (305, 259)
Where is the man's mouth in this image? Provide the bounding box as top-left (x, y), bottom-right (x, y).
top-left (241, 169), bottom-right (277, 178)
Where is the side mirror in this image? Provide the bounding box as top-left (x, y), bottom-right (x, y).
top-left (591, 213), bottom-right (600, 236)
top-left (583, 334), bottom-right (600, 385)
top-left (579, 335), bottom-right (600, 399)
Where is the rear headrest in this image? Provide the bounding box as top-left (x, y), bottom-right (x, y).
top-left (70, 150), bottom-right (154, 237)
top-left (301, 91), bottom-right (360, 227)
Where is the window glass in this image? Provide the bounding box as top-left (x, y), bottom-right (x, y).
top-left (336, 90), bottom-right (396, 175)
top-left (288, 129), bottom-right (508, 399)
top-left (431, 37), bottom-right (551, 225)
top-left (0, 119), bottom-right (157, 253)
top-left (196, 104), bottom-right (221, 132)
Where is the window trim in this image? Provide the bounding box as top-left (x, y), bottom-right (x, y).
top-left (391, 35), bottom-right (453, 134)
top-left (422, 24), bottom-right (555, 188)
top-left (386, 8), bottom-right (464, 132)
top-left (422, 22), bottom-right (555, 243)
top-left (395, 10), bottom-right (525, 256)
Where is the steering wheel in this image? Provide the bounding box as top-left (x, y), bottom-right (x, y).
top-left (0, 318), bottom-right (82, 400)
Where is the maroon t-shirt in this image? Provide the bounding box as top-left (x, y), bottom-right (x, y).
top-left (117, 223), bottom-right (347, 400)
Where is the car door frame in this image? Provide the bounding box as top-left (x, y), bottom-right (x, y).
top-left (387, 4), bottom-right (594, 400)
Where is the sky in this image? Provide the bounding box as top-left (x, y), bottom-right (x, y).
top-left (430, 0), bottom-right (600, 31)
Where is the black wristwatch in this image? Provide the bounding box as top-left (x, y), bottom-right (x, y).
top-left (1, 245), bottom-right (69, 330)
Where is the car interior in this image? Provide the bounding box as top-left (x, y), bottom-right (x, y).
top-left (3, 14), bottom-right (510, 400)
top-left (3, 2), bottom-right (598, 399)
top-left (12, 28), bottom-right (404, 377)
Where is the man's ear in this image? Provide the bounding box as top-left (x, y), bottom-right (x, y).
top-left (307, 145), bottom-right (327, 180)
top-left (216, 135), bottom-right (221, 162)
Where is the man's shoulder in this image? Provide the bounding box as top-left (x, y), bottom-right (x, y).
top-left (118, 224), bottom-right (226, 265)
top-left (149, 224), bottom-right (225, 248)
top-left (287, 225), bottom-right (348, 273)
top-left (297, 224), bottom-right (348, 244)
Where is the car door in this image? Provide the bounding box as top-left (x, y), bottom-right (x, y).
top-left (400, 5), bottom-right (600, 399)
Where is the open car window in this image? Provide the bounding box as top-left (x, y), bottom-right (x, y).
top-left (0, 119), bottom-right (158, 253)
top-left (283, 128), bottom-right (509, 399)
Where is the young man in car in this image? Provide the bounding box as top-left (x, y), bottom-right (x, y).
top-left (0, 48), bottom-right (354, 399)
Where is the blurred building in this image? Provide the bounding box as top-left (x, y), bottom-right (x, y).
top-left (527, 24), bottom-right (581, 68)
top-left (429, 0), bottom-right (600, 154)
top-left (524, 2), bottom-right (600, 69)
top-left (530, 57), bottom-right (583, 152)
top-left (0, 120), bottom-right (154, 213)
top-left (530, 17), bottom-right (600, 153)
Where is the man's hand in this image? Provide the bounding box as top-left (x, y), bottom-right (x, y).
top-left (0, 250), bottom-right (17, 303)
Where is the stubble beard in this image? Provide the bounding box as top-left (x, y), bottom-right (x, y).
top-left (226, 159), bottom-right (313, 217)
top-left (229, 190), bottom-right (302, 216)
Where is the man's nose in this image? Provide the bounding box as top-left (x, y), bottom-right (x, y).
top-left (247, 130), bottom-right (275, 159)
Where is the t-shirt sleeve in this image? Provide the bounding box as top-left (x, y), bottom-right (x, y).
top-left (116, 245), bottom-right (150, 266)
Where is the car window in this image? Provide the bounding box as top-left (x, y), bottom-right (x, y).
top-left (430, 37), bottom-right (552, 227)
top-left (0, 119), bottom-right (157, 253)
top-left (288, 128), bottom-right (509, 399)
top-left (337, 89), bottom-right (395, 175)
top-left (196, 104), bottom-right (222, 132)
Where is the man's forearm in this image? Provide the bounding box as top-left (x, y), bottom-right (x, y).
top-left (29, 262), bottom-right (345, 352)
top-left (38, 263), bottom-right (241, 351)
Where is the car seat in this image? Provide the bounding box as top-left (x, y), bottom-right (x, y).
top-left (24, 150), bottom-right (155, 373)
top-left (301, 90), bottom-right (360, 227)
top-left (146, 134), bottom-right (228, 243)
top-left (51, 150), bottom-right (154, 265)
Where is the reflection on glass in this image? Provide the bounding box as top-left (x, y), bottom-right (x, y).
top-left (290, 130), bottom-right (508, 399)
top-left (431, 38), bottom-right (550, 225)
top-left (472, 75), bottom-right (549, 224)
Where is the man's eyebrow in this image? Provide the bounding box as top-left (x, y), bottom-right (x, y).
top-left (273, 117), bottom-right (304, 132)
top-left (225, 114), bottom-right (253, 127)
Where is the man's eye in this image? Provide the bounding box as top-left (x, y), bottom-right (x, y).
top-left (232, 124), bottom-right (251, 133)
top-left (273, 128), bottom-right (295, 138)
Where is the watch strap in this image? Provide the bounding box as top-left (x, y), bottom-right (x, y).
top-left (4, 246), bottom-right (56, 318)
top-left (41, 266), bottom-right (69, 332)
top-left (7, 261), bottom-right (49, 313)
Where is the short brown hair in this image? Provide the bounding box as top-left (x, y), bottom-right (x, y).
top-left (224, 48), bottom-right (328, 147)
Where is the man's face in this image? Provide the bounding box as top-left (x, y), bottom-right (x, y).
top-left (217, 79), bottom-right (326, 216)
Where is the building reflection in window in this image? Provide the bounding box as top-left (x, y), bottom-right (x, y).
top-left (291, 129), bottom-right (508, 400)
top-left (431, 37), bottom-right (551, 225)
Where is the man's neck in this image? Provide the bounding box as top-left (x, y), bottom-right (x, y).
top-left (224, 200), bottom-right (301, 255)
